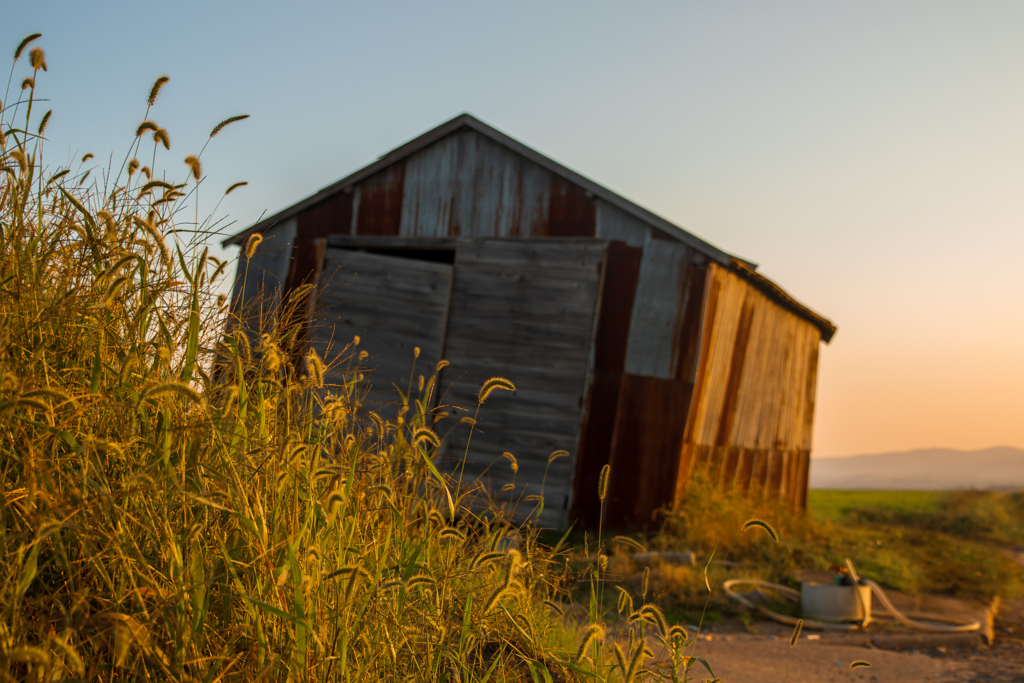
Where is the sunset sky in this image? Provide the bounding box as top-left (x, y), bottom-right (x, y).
top-left (8, 2), bottom-right (1023, 458)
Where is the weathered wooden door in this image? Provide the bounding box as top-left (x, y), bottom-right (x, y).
top-left (437, 239), bottom-right (606, 528)
top-left (312, 248), bottom-right (453, 415)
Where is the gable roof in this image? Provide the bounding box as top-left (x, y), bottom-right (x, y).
top-left (223, 113), bottom-right (835, 342)
top-left (223, 114), bottom-right (740, 258)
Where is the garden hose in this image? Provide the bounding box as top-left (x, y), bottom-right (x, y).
top-left (722, 558), bottom-right (981, 633)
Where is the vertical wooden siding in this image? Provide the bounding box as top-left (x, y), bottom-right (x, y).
top-left (438, 240), bottom-right (606, 527)
top-left (677, 263), bottom-right (820, 509)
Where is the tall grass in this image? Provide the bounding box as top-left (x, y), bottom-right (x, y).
top-left (2, 33), bottom-right (743, 683)
top-left (0, 38), bottom-right (599, 682)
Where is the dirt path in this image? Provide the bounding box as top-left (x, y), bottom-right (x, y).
top-left (683, 635), bottom-right (953, 682)
top-left (653, 598), bottom-right (1024, 682)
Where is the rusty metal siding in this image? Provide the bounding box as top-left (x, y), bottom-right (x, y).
top-left (595, 199), bottom-right (649, 247)
top-left (298, 191), bottom-right (354, 239)
top-left (623, 237), bottom-right (693, 379)
top-left (672, 265), bottom-right (707, 383)
top-left (546, 175), bottom-right (596, 237)
top-left (603, 374), bottom-right (693, 527)
top-left (280, 192), bottom-right (356, 326)
top-left (399, 134), bottom-right (460, 237)
top-left (455, 132), bottom-right (528, 238)
top-left (571, 241), bottom-right (642, 526)
top-left (397, 129), bottom-right (559, 239)
top-left (676, 263), bottom-right (822, 509)
top-left (516, 161), bottom-right (552, 238)
top-left (349, 129), bottom-right (600, 243)
top-left (355, 162), bottom-right (406, 235)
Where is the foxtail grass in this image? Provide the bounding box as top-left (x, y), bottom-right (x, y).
top-left (0, 37), bottom-right (589, 682)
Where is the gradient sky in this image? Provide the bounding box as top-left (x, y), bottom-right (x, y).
top-left (7, 2), bottom-right (1023, 458)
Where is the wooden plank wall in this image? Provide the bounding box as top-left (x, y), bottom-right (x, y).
top-left (311, 249), bottom-right (452, 417)
top-left (677, 263), bottom-right (821, 510)
top-left (437, 240), bottom-right (606, 527)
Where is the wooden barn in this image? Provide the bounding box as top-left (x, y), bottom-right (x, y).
top-left (224, 114), bottom-right (836, 529)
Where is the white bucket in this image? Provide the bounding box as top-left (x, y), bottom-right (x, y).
top-left (800, 583), bottom-right (871, 622)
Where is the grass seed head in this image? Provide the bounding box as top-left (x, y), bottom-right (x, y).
top-left (412, 427), bottom-right (440, 449)
top-left (29, 47), bottom-right (46, 71)
top-left (225, 180), bottom-right (247, 195)
top-left (543, 599), bottom-right (564, 616)
top-left (501, 451), bottom-right (518, 474)
top-left (742, 518), bottom-right (779, 543)
top-left (147, 75), bottom-right (169, 106)
top-left (326, 489), bottom-right (347, 517)
top-left (10, 150), bottom-right (27, 174)
top-left (243, 232), bottom-right (262, 258)
top-left (850, 660), bottom-right (872, 670)
top-left (598, 463), bottom-right (610, 501)
top-left (790, 618), bottom-right (803, 646)
top-left (184, 154), bottom-right (201, 182)
top-left (37, 110), bottom-right (51, 135)
top-left (574, 624), bottom-right (604, 663)
top-left (153, 128), bottom-right (170, 150)
top-left (479, 376), bottom-right (515, 404)
top-left (305, 348), bottom-right (325, 388)
top-left (612, 535), bottom-right (646, 552)
top-left (141, 381), bottom-right (202, 404)
top-left (136, 120), bottom-right (159, 137)
top-left (548, 449), bottom-right (569, 464)
top-left (439, 528), bottom-right (465, 543)
top-left (210, 114), bottom-right (250, 138)
top-left (641, 604), bottom-right (668, 637)
top-left (482, 586), bottom-right (513, 615)
top-left (14, 33), bottom-right (41, 61)
top-left (613, 643), bottom-right (627, 675)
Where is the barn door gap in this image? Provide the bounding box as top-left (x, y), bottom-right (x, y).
top-left (337, 245), bottom-right (456, 265)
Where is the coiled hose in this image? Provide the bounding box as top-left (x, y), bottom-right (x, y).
top-left (722, 559), bottom-right (981, 633)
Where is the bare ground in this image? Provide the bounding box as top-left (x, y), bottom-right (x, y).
top-left (643, 598), bottom-right (1024, 682)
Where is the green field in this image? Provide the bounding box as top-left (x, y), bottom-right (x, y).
top-left (808, 489), bottom-right (947, 522)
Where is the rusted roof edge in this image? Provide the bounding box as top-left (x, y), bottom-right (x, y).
top-left (727, 259), bottom-right (837, 344)
top-left (222, 113), bottom-right (738, 267)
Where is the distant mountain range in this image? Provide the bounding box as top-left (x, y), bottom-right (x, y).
top-left (809, 446), bottom-right (1024, 490)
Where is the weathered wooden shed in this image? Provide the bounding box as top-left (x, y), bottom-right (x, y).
top-left (224, 114), bottom-right (836, 529)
